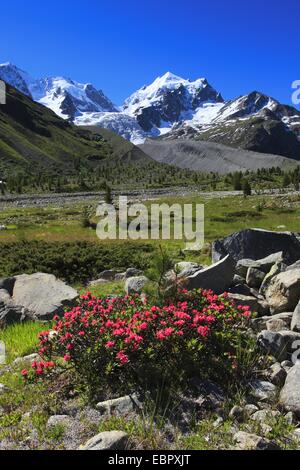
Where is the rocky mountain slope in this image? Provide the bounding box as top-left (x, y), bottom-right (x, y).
top-left (139, 138), bottom-right (300, 173)
top-left (164, 92), bottom-right (300, 158)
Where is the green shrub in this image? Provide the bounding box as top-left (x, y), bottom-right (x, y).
top-left (25, 289), bottom-right (253, 398)
top-left (0, 240), bottom-right (154, 284)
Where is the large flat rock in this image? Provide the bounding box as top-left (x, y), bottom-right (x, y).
top-left (12, 273), bottom-right (78, 320)
top-left (184, 254), bottom-right (235, 293)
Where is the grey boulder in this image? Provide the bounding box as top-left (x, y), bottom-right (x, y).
top-left (12, 273), bottom-right (78, 320)
top-left (184, 255), bottom-right (235, 294)
top-left (213, 228), bottom-right (300, 264)
top-left (280, 363), bottom-right (300, 417)
top-left (97, 269), bottom-right (117, 280)
top-left (265, 269), bottom-right (300, 314)
top-left (125, 276), bottom-right (148, 294)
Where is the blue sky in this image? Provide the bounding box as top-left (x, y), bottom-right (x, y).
top-left (0, 0), bottom-right (299, 106)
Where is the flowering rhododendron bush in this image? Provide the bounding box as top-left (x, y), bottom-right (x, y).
top-left (23, 289), bottom-right (252, 394)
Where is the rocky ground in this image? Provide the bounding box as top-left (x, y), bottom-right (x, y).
top-left (1, 228), bottom-right (300, 450)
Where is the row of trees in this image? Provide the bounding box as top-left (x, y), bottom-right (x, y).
top-left (1, 165), bottom-right (300, 195)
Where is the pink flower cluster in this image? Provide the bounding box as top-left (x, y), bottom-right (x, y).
top-left (21, 288), bottom-right (251, 379)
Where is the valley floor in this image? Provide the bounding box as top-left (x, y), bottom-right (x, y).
top-left (1, 188), bottom-right (300, 450)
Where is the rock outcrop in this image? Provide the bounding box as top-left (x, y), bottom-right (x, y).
top-left (213, 229), bottom-right (300, 264)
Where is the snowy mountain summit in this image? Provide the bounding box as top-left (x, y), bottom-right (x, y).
top-left (1, 63), bottom-right (299, 147)
top-left (0, 63), bottom-right (117, 120)
top-left (123, 71), bottom-right (224, 132)
top-left (0, 63), bottom-right (33, 97)
top-left (74, 71), bottom-right (226, 142)
top-left (0, 64), bottom-right (226, 142)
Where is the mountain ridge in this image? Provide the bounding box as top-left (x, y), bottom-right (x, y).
top-left (0, 83), bottom-right (151, 178)
top-left (1, 63), bottom-right (300, 159)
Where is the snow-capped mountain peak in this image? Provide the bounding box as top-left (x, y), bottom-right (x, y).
top-left (29, 76), bottom-right (118, 119)
top-left (123, 71), bottom-right (224, 132)
top-left (0, 63), bottom-right (118, 119)
top-left (0, 62), bottom-right (34, 97)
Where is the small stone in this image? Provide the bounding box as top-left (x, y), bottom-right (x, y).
top-left (229, 405), bottom-right (244, 422)
top-left (277, 330), bottom-right (300, 349)
top-left (269, 362), bottom-right (287, 386)
top-left (233, 431), bottom-right (280, 450)
top-left (115, 272), bottom-right (126, 281)
top-left (213, 416), bottom-right (224, 427)
top-left (236, 259), bottom-right (260, 277)
top-left (125, 276), bottom-right (148, 294)
top-left (79, 431), bottom-right (128, 450)
top-left (284, 411), bottom-right (294, 425)
top-left (96, 393), bottom-right (142, 415)
top-left (13, 353), bottom-right (40, 365)
top-left (0, 383), bottom-right (9, 394)
top-left (293, 428), bottom-right (300, 441)
top-left (251, 312), bottom-right (292, 333)
top-left (46, 415), bottom-right (72, 428)
top-left (266, 318), bottom-right (287, 332)
top-left (244, 404), bottom-right (259, 416)
top-left (249, 380), bottom-right (277, 402)
top-left (259, 262), bottom-right (282, 295)
top-left (251, 414), bottom-right (273, 434)
top-left (229, 284), bottom-right (252, 296)
top-left (190, 378), bottom-right (225, 409)
top-left (251, 409), bottom-right (280, 424)
top-left (257, 401), bottom-right (271, 410)
top-left (88, 278), bottom-right (109, 286)
top-left (232, 274), bottom-right (246, 286)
